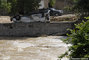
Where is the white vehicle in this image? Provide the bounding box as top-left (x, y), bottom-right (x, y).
top-left (10, 10), bottom-right (50, 23)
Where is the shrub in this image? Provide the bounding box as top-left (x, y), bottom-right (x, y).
top-left (0, 0), bottom-right (41, 15)
top-left (72, 0), bottom-right (89, 13)
top-left (60, 18), bottom-right (89, 58)
top-left (0, 0), bottom-right (11, 14)
top-left (48, 0), bottom-right (56, 8)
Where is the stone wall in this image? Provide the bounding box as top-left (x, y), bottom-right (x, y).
top-left (0, 22), bottom-right (75, 36)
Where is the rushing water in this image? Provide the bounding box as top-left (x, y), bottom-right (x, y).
top-left (0, 36), bottom-right (70, 60)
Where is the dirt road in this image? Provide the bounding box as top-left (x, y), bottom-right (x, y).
top-left (0, 14), bottom-right (76, 23)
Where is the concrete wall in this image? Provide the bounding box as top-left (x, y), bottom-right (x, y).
top-left (0, 22), bottom-right (75, 36)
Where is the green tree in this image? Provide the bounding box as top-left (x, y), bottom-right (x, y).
top-left (48, 0), bottom-right (56, 8)
top-left (0, 0), bottom-right (41, 15)
top-left (0, 0), bottom-right (11, 14)
top-left (9, 0), bottom-right (41, 15)
top-left (8, 0), bottom-right (18, 15)
top-left (72, 0), bottom-right (89, 13)
top-left (60, 19), bottom-right (89, 58)
top-left (64, 0), bottom-right (89, 14)
top-left (22, 0), bottom-right (41, 14)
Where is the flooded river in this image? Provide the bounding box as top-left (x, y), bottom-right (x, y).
top-left (0, 36), bottom-right (70, 60)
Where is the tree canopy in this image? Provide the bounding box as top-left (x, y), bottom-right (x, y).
top-left (64, 0), bottom-right (89, 14)
top-left (72, 0), bottom-right (89, 13)
top-left (48, 0), bottom-right (56, 8)
top-left (0, 0), bottom-right (41, 15)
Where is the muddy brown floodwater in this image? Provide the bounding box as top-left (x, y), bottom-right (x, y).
top-left (0, 36), bottom-right (70, 60)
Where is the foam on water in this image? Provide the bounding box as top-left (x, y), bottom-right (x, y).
top-left (13, 41), bottom-right (35, 48)
top-left (2, 56), bottom-right (10, 60)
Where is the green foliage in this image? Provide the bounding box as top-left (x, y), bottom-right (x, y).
top-left (63, 0), bottom-right (75, 13)
top-left (61, 19), bottom-right (89, 58)
top-left (72, 0), bottom-right (89, 13)
top-left (0, 0), bottom-right (11, 13)
top-left (85, 17), bottom-right (89, 20)
top-left (49, 0), bottom-right (56, 8)
top-left (9, 0), bottom-right (18, 14)
top-left (16, 0), bottom-right (41, 14)
top-left (0, 0), bottom-right (41, 15)
top-left (63, 6), bottom-right (73, 13)
top-left (65, 0), bottom-right (89, 13)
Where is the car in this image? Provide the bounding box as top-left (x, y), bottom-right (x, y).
top-left (49, 8), bottom-right (63, 16)
top-left (10, 9), bottom-right (50, 23)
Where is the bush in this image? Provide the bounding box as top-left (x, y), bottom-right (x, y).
top-left (72, 0), bottom-right (89, 13)
top-left (0, 0), bottom-right (41, 15)
top-left (0, 0), bottom-right (11, 14)
top-left (48, 0), bottom-right (56, 8)
top-left (60, 18), bottom-right (89, 58)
